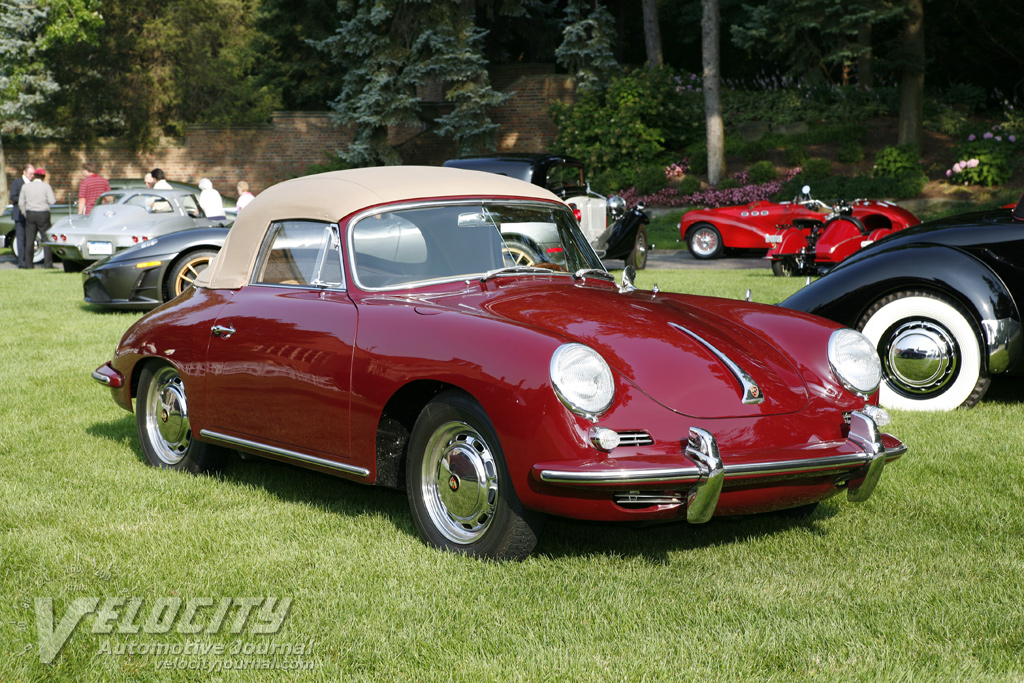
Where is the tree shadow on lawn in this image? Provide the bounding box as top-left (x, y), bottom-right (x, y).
top-left (88, 414), bottom-right (843, 564)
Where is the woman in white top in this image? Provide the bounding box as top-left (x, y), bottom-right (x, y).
top-left (197, 178), bottom-right (226, 220)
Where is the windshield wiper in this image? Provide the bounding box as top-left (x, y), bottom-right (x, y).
top-left (572, 268), bottom-right (615, 282)
top-left (479, 266), bottom-right (555, 282)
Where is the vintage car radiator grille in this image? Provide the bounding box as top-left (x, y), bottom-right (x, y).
top-left (616, 430), bottom-right (654, 447)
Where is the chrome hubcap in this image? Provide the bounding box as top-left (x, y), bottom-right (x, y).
top-left (420, 421), bottom-right (498, 544)
top-left (145, 367), bottom-right (191, 465)
top-left (885, 321), bottom-right (957, 394)
top-left (692, 228), bottom-right (717, 256)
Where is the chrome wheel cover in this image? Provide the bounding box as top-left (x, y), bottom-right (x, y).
top-left (419, 421), bottom-right (498, 544)
top-left (883, 320), bottom-right (958, 395)
top-left (690, 227), bottom-right (719, 257)
top-left (634, 231), bottom-right (648, 268)
top-left (143, 366), bottom-right (192, 465)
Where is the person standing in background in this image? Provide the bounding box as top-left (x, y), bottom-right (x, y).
top-left (197, 178), bottom-right (226, 220)
top-left (77, 163), bottom-right (111, 215)
top-left (10, 162), bottom-right (35, 268)
top-left (150, 168), bottom-right (172, 190)
top-left (236, 181), bottom-right (255, 211)
top-left (18, 168), bottom-right (56, 269)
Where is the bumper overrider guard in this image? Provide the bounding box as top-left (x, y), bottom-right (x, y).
top-left (534, 409), bottom-right (906, 522)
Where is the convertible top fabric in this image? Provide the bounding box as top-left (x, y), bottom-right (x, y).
top-left (195, 166), bottom-right (561, 290)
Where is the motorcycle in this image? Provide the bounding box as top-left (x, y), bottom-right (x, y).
top-left (584, 196), bottom-right (651, 270)
top-left (766, 185), bottom-right (919, 277)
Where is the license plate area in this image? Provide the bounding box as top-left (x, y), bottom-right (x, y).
top-left (88, 241), bottom-right (113, 256)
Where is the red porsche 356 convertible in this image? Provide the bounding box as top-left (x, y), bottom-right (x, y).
top-left (93, 167), bottom-right (905, 560)
top-left (680, 187), bottom-right (919, 272)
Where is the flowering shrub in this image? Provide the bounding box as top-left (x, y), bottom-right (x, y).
top-left (946, 127), bottom-right (1018, 187)
top-left (664, 160), bottom-right (689, 180)
top-left (620, 168), bottom-right (801, 208)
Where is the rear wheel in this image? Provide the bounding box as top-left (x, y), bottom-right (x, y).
top-left (857, 290), bottom-right (990, 410)
top-left (771, 257), bottom-right (799, 277)
top-left (626, 225), bottom-right (648, 270)
top-left (167, 249), bottom-right (218, 300)
top-left (406, 390), bottom-right (543, 560)
top-left (686, 223), bottom-right (723, 259)
top-left (136, 362), bottom-right (225, 473)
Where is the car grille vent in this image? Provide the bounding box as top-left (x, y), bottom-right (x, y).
top-left (616, 430), bottom-right (654, 447)
top-left (614, 491), bottom-right (684, 509)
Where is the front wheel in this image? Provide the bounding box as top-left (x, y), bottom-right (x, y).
top-left (857, 291), bottom-right (990, 410)
top-left (136, 362), bottom-right (225, 473)
top-left (626, 225), bottom-right (648, 270)
top-left (406, 390), bottom-right (543, 560)
top-left (686, 223), bottom-right (723, 259)
top-left (167, 249), bottom-right (218, 300)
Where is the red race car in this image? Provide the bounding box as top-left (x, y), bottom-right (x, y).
top-left (681, 186), bottom-right (920, 264)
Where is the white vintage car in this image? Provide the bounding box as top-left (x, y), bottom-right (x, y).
top-left (44, 188), bottom-right (233, 272)
top-left (443, 154), bottom-right (649, 269)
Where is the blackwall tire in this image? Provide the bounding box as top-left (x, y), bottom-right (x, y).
top-left (136, 362), bottom-right (225, 473)
top-left (686, 223), bottom-right (723, 260)
top-left (406, 390), bottom-right (543, 560)
top-left (167, 249), bottom-right (218, 300)
top-left (771, 257), bottom-right (799, 277)
top-left (857, 291), bottom-right (990, 410)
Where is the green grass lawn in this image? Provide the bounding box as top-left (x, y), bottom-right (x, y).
top-left (2, 268), bottom-right (1024, 682)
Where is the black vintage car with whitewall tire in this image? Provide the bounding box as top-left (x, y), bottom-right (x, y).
top-left (781, 195), bottom-right (1024, 411)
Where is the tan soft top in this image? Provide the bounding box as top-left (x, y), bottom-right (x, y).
top-left (195, 165), bottom-right (561, 290)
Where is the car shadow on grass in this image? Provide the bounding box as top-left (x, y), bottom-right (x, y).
top-left (89, 414), bottom-right (845, 564)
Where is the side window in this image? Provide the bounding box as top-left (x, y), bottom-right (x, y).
top-left (181, 195), bottom-right (201, 218)
top-left (254, 220), bottom-right (343, 288)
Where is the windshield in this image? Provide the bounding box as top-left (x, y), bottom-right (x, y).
top-left (349, 200), bottom-right (604, 290)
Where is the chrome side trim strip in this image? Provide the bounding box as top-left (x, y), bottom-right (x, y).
top-left (199, 430), bottom-right (370, 478)
top-left (669, 323), bottom-right (765, 404)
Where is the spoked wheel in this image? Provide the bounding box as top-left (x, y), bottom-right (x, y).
top-left (857, 290), bottom-right (990, 410)
top-left (686, 223), bottom-right (723, 259)
top-left (167, 249), bottom-right (218, 300)
top-left (771, 257), bottom-right (799, 277)
top-left (406, 390), bottom-right (543, 560)
top-left (626, 225), bottom-right (648, 270)
top-left (503, 240), bottom-right (541, 267)
top-left (136, 362), bottom-right (224, 473)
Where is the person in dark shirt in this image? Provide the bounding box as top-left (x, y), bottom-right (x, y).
top-left (9, 162), bottom-right (35, 268)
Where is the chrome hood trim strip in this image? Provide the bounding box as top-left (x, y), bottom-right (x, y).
top-left (669, 322), bottom-right (765, 404)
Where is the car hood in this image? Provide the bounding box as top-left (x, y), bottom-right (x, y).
top-left (415, 280), bottom-right (817, 418)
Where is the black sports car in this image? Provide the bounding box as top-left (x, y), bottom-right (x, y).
top-left (82, 226), bottom-right (228, 310)
top-left (781, 193), bottom-right (1024, 411)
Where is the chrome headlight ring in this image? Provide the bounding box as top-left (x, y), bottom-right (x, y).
top-left (828, 328), bottom-right (882, 397)
top-left (550, 343), bottom-right (615, 420)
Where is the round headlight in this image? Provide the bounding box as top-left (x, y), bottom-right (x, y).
top-left (550, 343), bottom-right (615, 418)
top-left (828, 328), bottom-right (882, 396)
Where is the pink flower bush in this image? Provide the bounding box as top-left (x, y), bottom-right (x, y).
top-left (620, 168), bottom-right (801, 208)
top-left (664, 160), bottom-right (689, 180)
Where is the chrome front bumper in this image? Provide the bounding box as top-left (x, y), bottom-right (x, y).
top-left (534, 410), bottom-right (905, 523)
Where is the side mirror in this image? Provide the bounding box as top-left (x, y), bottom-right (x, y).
top-left (619, 265), bottom-right (637, 293)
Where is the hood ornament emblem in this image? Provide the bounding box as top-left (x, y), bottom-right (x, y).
top-left (669, 322), bottom-right (766, 405)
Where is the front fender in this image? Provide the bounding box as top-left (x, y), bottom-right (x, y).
top-left (781, 243), bottom-right (1022, 374)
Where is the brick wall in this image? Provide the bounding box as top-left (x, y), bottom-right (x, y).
top-left (5, 74), bottom-right (577, 202)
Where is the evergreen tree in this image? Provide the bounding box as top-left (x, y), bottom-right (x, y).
top-left (555, 0), bottom-right (620, 91)
top-left (0, 0), bottom-right (59, 204)
top-left (314, 0), bottom-right (508, 167)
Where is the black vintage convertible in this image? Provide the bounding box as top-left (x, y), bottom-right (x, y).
top-left (782, 193), bottom-right (1024, 411)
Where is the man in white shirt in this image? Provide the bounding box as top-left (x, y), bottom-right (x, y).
top-left (18, 168), bottom-right (56, 269)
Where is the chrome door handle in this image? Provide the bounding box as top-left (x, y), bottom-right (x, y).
top-left (211, 325), bottom-right (235, 338)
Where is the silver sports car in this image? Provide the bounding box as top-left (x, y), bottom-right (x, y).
top-left (44, 188), bottom-right (233, 272)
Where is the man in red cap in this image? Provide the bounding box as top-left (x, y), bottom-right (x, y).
top-left (18, 168), bottom-right (56, 268)
top-left (77, 162), bottom-right (110, 215)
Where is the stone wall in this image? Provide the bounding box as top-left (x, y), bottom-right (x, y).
top-left (4, 73), bottom-right (577, 203)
